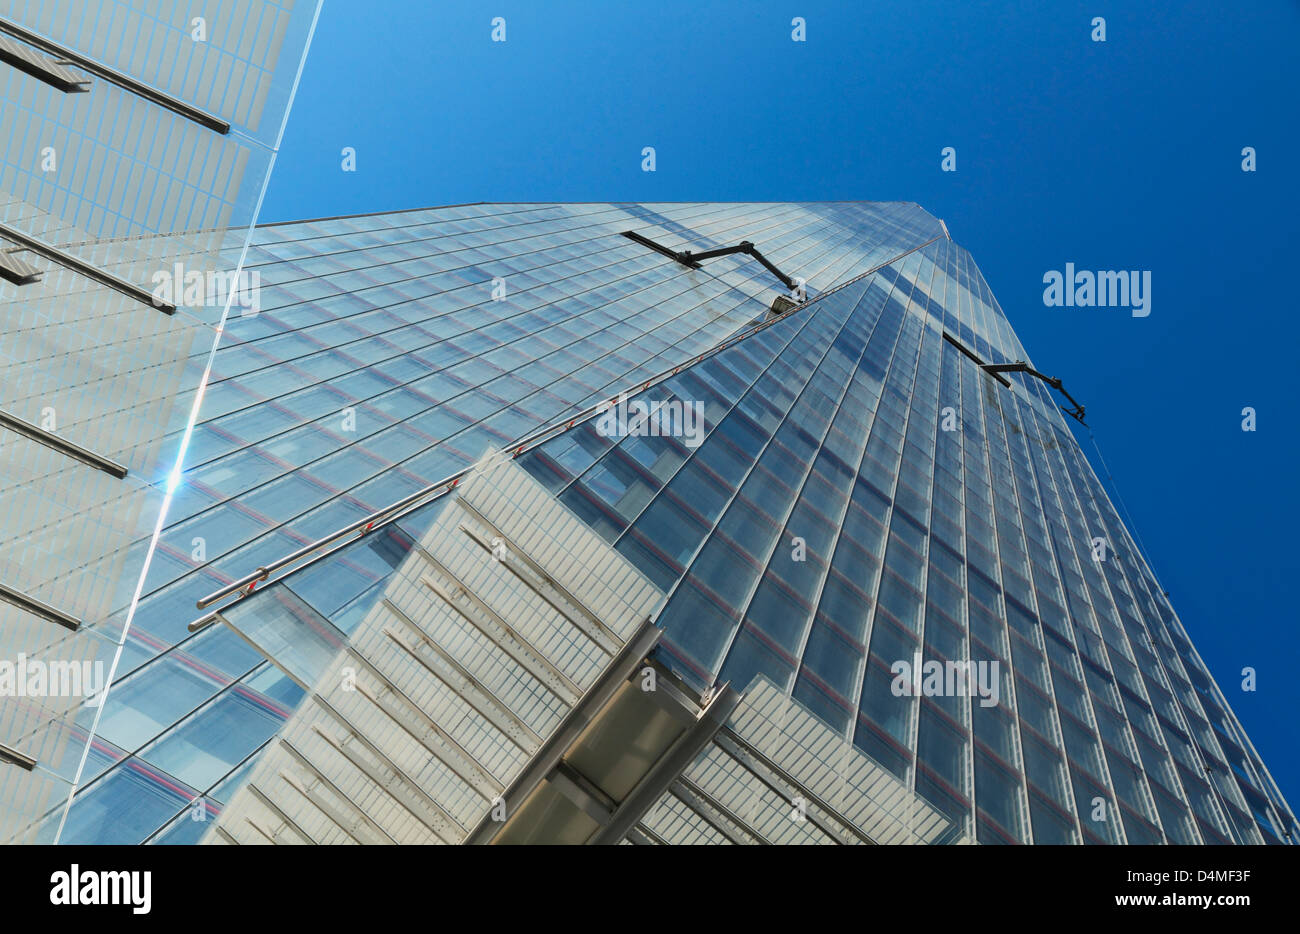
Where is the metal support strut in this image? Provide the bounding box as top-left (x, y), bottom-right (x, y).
top-left (982, 360), bottom-right (1087, 424)
top-left (622, 231), bottom-right (797, 292)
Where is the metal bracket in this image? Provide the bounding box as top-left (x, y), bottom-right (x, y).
top-left (982, 360), bottom-right (1087, 424)
top-left (622, 231), bottom-right (798, 292)
top-left (943, 331), bottom-right (1087, 425)
top-left (0, 741), bottom-right (37, 771)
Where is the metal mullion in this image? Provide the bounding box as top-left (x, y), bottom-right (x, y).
top-left (380, 600), bottom-right (543, 754)
top-left (955, 244), bottom-right (1041, 844)
top-left (994, 392), bottom-right (1090, 845)
top-left (243, 782), bottom-right (319, 844)
top-left (530, 269), bottom-right (831, 508)
top-left (557, 236), bottom-right (937, 521)
top-left (309, 700), bottom-right (463, 844)
top-left (841, 279), bottom-right (934, 836)
top-left (785, 260), bottom-right (932, 705)
top-left (345, 648), bottom-right (503, 800)
top-left (1014, 401), bottom-right (1138, 844)
top-left (966, 322), bottom-right (1047, 845)
top-left (702, 270), bottom-right (901, 681)
top-left (945, 256), bottom-right (981, 840)
top-left (1042, 411), bottom-right (1180, 842)
top-left (1038, 407), bottom-right (1225, 841)
top-left (270, 769), bottom-right (369, 845)
top-left (667, 773), bottom-right (766, 845)
top-left (831, 256), bottom-right (928, 740)
top-left (941, 247), bottom-right (984, 840)
top-left (715, 729), bottom-right (871, 844)
top-left (916, 246), bottom-right (979, 840)
top-left (278, 738), bottom-right (398, 844)
top-left (417, 549), bottom-right (582, 705)
top-left (624, 275), bottom-right (880, 671)
top-left (453, 503), bottom-right (621, 653)
top-left (891, 255), bottom-right (950, 838)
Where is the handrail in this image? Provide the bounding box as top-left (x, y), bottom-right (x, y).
top-left (194, 234), bottom-right (944, 616)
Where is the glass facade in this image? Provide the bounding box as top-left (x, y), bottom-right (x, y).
top-left (518, 234), bottom-right (1295, 845)
top-left (0, 0), bottom-right (320, 843)
top-left (4, 199), bottom-right (1291, 845)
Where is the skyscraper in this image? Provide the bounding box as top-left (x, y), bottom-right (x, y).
top-left (0, 0), bottom-right (322, 843)
top-left (3, 200), bottom-right (1293, 845)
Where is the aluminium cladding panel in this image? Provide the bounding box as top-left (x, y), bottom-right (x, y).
top-left (636, 677), bottom-right (961, 845)
top-left (205, 453), bottom-right (665, 844)
top-left (457, 450), bottom-right (665, 632)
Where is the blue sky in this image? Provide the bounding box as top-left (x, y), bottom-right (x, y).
top-left (260, 1), bottom-right (1300, 812)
